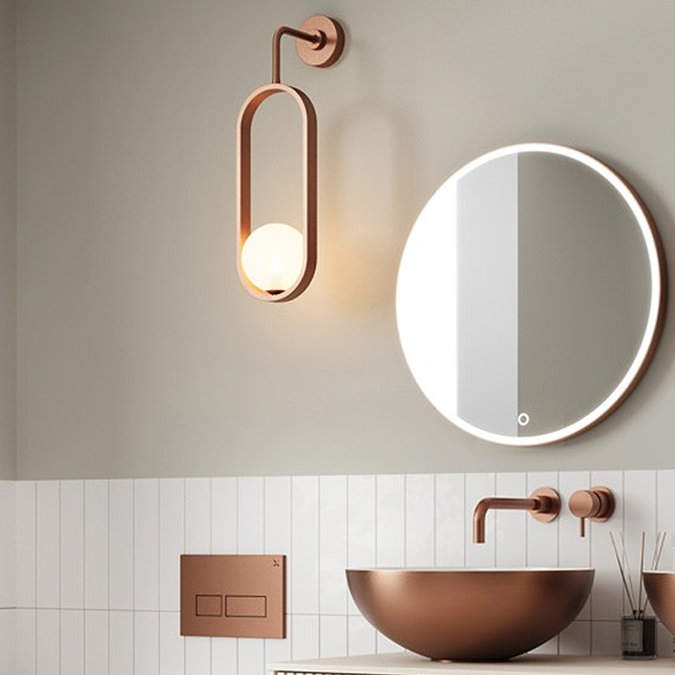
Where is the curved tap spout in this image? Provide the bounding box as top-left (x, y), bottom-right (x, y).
top-left (472, 488), bottom-right (560, 543)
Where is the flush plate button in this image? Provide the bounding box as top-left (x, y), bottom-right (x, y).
top-left (195, 594), bottom-right (223, 617)
top-left (181, 554), bottom-right (286, 638)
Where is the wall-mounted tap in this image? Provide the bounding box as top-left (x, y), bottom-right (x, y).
top-left (473, 487), bottom-right (561, 544)
top-left (568, 486), bottom-right (615, 537)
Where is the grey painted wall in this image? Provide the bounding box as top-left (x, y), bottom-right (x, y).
top-left (14, 0), bottom-right (675, 478)
top-left (0, 0), bottom-right (15, 479)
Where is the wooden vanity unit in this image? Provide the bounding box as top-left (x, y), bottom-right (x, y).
top-left (268, 652), bottom-right (674, 675)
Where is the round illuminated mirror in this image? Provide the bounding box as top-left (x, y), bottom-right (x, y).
top-left (396, 144), bottom-right (665, 446)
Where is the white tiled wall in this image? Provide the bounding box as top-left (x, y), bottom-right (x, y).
top-left (2, 471), bottom-right (675, 674)
top-left (0, 481), bottom-right (16, 675)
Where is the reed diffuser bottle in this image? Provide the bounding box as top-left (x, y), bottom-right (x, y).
top-left (611, 532), bottom-right (666, 659)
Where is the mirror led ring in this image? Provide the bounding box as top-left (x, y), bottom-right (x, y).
top-left (468, 144), bottom-right (667, 446)
top-left (396, 143), bottom-right (667, 447)
top-left (236, 83), bottom-right (318, 302)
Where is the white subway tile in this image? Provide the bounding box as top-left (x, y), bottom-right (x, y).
top-left (159, 478), bottom-right (184, 612)
top-left (347, 614), bottom-right (376, 656)
top-left (16, 609), bottom-right (36, 674)
top-left (435, 474), bottom-right (465, 568)
top-left (159, 611), bottom-right (184, 675)
top-left (109, 480), bottom-right (134, 610)
top-left (590, 470), bottom-right (624, 621)
top-left (134, 610), bottom-right (159, 675)
top-left (377, 631), bottom-right (404, 654)
top-left (624, 470), bottom-right (657, 537)
top-left (185, 478), bottom-right (211, 553)
top-left (291, 614), bottom-right (319, 661)
top-left (591, 619), bottom-right (620, 656)
top-left (61, 481), bottom-right (84, 610)
top-left (657, 622), bottom-right (675, 657)
top-left (0, 609), bottom-right (15, 674)
top-left (0, 482), bottom-right (15, 608)
top-left (319, 614), bottom-right (347, 658)
top-left (495, 473), bottom-right (527, 568)
top-left (559, 620), bottom-right (591, 656)
top-left (184, 636), bottom-right (210, 675)
top-left (405, 474), bottom-right (435, 568)
top-left (61, 609), bottom-right (84, 675)
top-left (291, 476), bottom-right (319, 615)
top-left (319, 475), bottom-right (348, 616)
top-left (530, 634), bottom-right (558, 655)
top-left (16, 482), bottom-right (36, 608)
top-left (465, 473), bottom-right (496, 568)
top-left (526, 472), bottom-right (559, 567)
top-left (36, 608), bottom-right (60, 675)
top-left (264, 476), bottom-right (291, 556)
top-left (265, 635), bottom-right (291, 665)
top-left (109, 610), bottom-right (134, 675)
top-left (211, 637), bottom-right (236, 674)
top-left (134, 479), bottom-right (159, 611)
top-left (238, 477), bottom-right (264, 554)
top-left (84, 610), bottom-right (108, 675)
top-left (84, 480), bottom-right (108, 610)
top-left (239, 637), bottom-right (265, 675)
top-left (347, 475), bottom-right (376, 574)
top-left (211, 477), bottom-right (237, 554)
top-left (37, 482), bottom-right (60, 609)
top-left (657, 470), bottom-right (675, 570)
top-left (376, 474), bottom-right (404, 568)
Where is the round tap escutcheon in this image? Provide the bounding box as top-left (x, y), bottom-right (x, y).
top-left (568, 486), bottom-right (615, 537)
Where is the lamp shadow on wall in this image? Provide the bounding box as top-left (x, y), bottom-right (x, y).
top-left (319, 99), bottom-right (419, 312)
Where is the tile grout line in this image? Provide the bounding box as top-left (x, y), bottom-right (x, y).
top-left (316, 476), bottom-right (321, 658)
top-left (157, 479), bottom-right (161, 675)
top-left (34, 483), bottom-right (38, 674)
top-left (209, 477), bottom-right (213, 675)
top-left (132, 480), bottom-right (136, 675)
top-left (182, 479), bottom-right (187, 675)
top-left (81, 481), bottom-right (86, 673)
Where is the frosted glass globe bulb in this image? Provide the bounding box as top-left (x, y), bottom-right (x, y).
top-left (241, 223), bottom-right (304, 295)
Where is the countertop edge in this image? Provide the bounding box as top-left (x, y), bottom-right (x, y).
top-left (267, 653), bottom-right (674, 675)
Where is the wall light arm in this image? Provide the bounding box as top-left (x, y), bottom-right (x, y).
top-left (272, 26), bottom-right (322, 84)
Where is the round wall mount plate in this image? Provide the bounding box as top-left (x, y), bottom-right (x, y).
top-left (296, 15), bottom-right (345, 68)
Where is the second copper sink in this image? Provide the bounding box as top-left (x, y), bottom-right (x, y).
top-left (643, 570), bottom-right (675, 634)
top-left (346, 568), bottom-right (594, 661)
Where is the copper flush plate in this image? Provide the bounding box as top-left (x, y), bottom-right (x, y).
top-left (180, 554), bottom-right (286, 638)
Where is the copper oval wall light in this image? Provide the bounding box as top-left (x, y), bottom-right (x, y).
top-left (237, 15), bottom-right (345, 301)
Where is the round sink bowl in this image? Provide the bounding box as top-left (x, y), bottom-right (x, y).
top-left (346, 568), bottom-right (594, 661)
top-left (643, 570), bottom-right (675, 634)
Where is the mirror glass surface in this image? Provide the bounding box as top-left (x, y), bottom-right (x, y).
top-left (396, 144), bottom-right (664, 446)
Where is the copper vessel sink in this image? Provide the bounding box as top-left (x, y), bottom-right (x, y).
top-left (643, 570), bottom-right (675, 634)
top-left (346, 568), bottom-right (594, 661)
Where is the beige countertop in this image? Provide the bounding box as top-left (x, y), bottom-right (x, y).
top-left (268, 652), bottom-right (675, 675)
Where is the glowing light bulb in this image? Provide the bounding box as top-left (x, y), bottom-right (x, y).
top-left (241, 223), bottom-right (304, 295)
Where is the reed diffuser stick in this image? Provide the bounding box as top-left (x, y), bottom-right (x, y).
top-left (620, 533), bottom-right (639, 616)
top-left (639, 531), bottom-right (667, 616)
top-left (610, 532), bottom-right (637, 616)
top-left (637, 532), bottom-right (645, 618)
